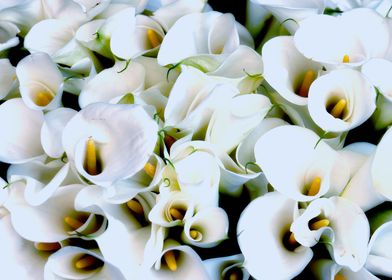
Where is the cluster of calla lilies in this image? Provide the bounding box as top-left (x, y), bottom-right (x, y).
top-left (0, 0), bottom-right (392, 279)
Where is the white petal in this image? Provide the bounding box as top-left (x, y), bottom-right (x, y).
top-left (0, 58), bottom-right (17, 99)
top-left (78, 60), bottom-right (145, 108)
top-left (372, 126), bottom-right (392, 201)
top-left (182, 207), bottom-right (228, 248)
top-left (41, 108), bottom-right (78, 158)
top-left (203, 254), bottom-right (249, 280)
top-left (5, 183), bottom-right (85, 242)
top-left (206, 94), bottom-right (271, 153)
top-left (255, 125), bottom-right (337, 201)
top-left (262, 36), bottom-right (323, 106)
top-left (24, 19), bottom-right (75, 55)
top-left (0, 98), bottom-right (44, 163)
top-left (237, 192), bottom-right (313, 280)
top-left (63, 103), bottom-right (158, 186)
top-left (308, 68), bottom-right (376, 133)
top-left (16, 52), bottom-right (64, 110)
top-left (362, 58), bottom-right (392, 101)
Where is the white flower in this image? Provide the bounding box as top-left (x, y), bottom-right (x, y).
top-left (16, 52), bottom-right (64, 110)
top-left (62, 103), bottom-right (158, 186)
top-left (0, 58), bottom-right (18, 100)
top-left (0, 20), bottom-right (19, 53)
top-left (110, 7), bottom-right (165, 60)
top-left (262, 36), bottom-right (323, 106)
top-left (203, 254), bottom-right (250, 280)
top-left (206, 94), bottom-right (271, 154)
top-left (44, 246), bottom-right (126, 280)
top-left (0, 98), bottom-right (44, 164)
top-left (308, 68), bottom-right (376, 133)
top-left (291, 196), bottom-right (370, 271)
top-left (237, 192), bottom-right (313, 280)
top-left (251, 0), bottom-right (325, 33)
top-left (294, 8), bottom-right (390, 65)
top-left (255, 125), bottom-right (338, 201)
top-left (78, 60), bottom-right (145, 108)
top-left (157, 12), bottom-right (253, 67)
top-left (7, 156), bottom-right (83, 206)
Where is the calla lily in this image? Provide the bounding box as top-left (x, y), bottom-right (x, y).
top-left (310, 259), bottom-right (379, 280)
top-left (7, 156), bottom-right (83, 206)
top-left (62, 103), bottom-right (158, 186)
top-left (159, 150), bottom-right (221, 207)
top-left (182, 206), bottom-right (228, 248)
top-left (206, 94), bottom-right (271, 154)
top-left (308, 68), bottom-right (376, 133)
top-left (152, 0), bottom-right (206, 31)
top-left (0, 20), bottom-right (20, 53)
top-left (169, 140), bottom-right (259, 196)
top-left (0, 98), bottom-right (44, 164)
top-left (142, 239), bottom-right (210, 280)
top-left (41, 107), bottom-right (78, 159)
top-left (237, 192), bottom-right (313, 280)
top-left (255, 125), bottom-right (339, 202)
top-left (102, 154), bottom-right (164, 204)
top-left (4, 182), bottom-right (105, 242)
top-left (78, 60), bottom-right (145, 108)
top-left (251, 0), bottom-right (325, 33)
top-left (262, 36), bottom-right (323, 106)
top-left (0, 58), bottom-right (18, 100)
top-left (157, 12), bottom-right (253, 67)
top-left (204, 254), bottom-right (250, 280)
top-left (16, 52), bottom-right (64, 110)
top-left (164, 67), bottom-right (238, 138)
top-left (361, 58), bottom-right (392, 129)
top-left (75, 186), bottom-right (155, 279)
top-left (291, 196), bottom-right (370, 271)
top-left (208, 45), bottom-right (264, 93)
top-left (294, 8), bottom-right (390, 65)
top-left (366, 221), bottom-right (392, 277)
top-left (110, 7), bottom-right (165, 60)
top-left (44, 246), bottom-right (125, 279)
top-left (371, 126), bottom-right (392, 201)
top-left (0, 213), bottom-right (48, 279)
top-left (245, 0), bottom-right (270, 37)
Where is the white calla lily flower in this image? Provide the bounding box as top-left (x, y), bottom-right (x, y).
top-left (311, 259), bottom-right (379, 280)
top-left (157, 11), bottom-right (253, 67)
top-left (262, 36), bottom-right (323, 106)
top-left (16, 52), bottom-right (64, 110)
top-left (182, 206), bottom-right (228, 248)
top-left (206, 94), bottom-right (271, 154)
top-left (7, 156), bottom-right (83, 206)
top-left (44, 246), bottom-right (125, 280)
top-left (152, 0), bottom-right (206, 31)
top-left (41, 107), bottom-right (78, 159)
top-left (78, 60), bottom-right (145, 108)
top-left (255, 125), bottom-right (338, 201)
top-left (366, 221), bottom-right (392, 277)
top-left (142, 239), bottom-right (210, 280)
top-left (75, 186), bottom-right (155, 279)
top-left (0, 58), bottom-right (18, 100)
top-left (237, 192), bottom-right (313, 280)
top-left (308, 68), bottom-right (376, 133)
top-left (0, 20), bottom-right (19, 53)
top-left (0, 213), bottom-right (48, 279)
top-left (164, 67), bottom-right (239, 138)
top-left (62, 103), bottom-right (158, 186)
top-left (204, 254), bottom-right (250, 280)
top-left (0, 98), bottom-right (44, 164)
top-left (371, 126), bottom-right (392, 201)
top-left (251, 0), bottom-right (325, 33)
top-left (294, 8), bottom-right (390, 65)
top-left (4, 183), bottom-right (105, 242)
top-left (110, 7), bottom-right (165, 60)
top-left (291, 196), bottom-right (370, 271)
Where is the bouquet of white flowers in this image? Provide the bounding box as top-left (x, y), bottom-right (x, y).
top-left (0, 0), bottom-right (392, 279)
